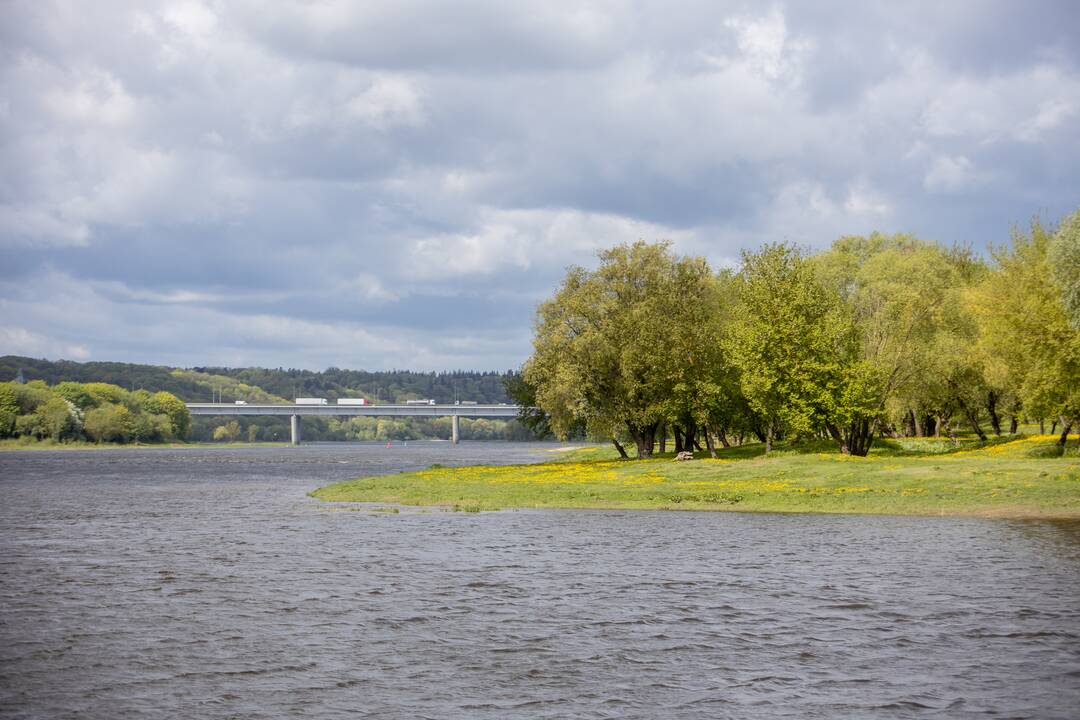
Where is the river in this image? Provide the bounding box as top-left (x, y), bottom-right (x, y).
top-left (1, 443), bottom-right (1078, 718)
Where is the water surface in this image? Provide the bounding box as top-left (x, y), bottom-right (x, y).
top-left (2, 443), bottom-right (1078, 718)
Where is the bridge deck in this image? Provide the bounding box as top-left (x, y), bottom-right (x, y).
top-left (185, 403), bottom-right (523, 418)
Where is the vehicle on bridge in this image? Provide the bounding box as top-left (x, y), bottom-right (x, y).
top-left (337, 398), bottom-right (370, 406)
top-left (295, 397), bottom-right (328, 405)
top-left (406, 399), bottom-right (436, 405)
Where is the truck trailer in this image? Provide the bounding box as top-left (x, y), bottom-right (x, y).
top-left (295, 398), bottom-right (328, 405)
top-left (336, 398), bottom-right (370, 405)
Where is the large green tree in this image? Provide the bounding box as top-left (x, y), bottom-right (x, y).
top-left (980, 218), bottom-right (1080, 448)
top-left (727, 244), bottom-right (842, 454)
top-left (525, 241), bottom-right (715, 458)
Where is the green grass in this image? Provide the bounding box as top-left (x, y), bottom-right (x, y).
top-left (312, 434), bottom-right (1080, 518)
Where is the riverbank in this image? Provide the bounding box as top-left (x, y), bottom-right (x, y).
top-left (312, 435), bottom-right (1080, 517)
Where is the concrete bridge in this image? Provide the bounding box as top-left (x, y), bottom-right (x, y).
top-left (185, 403), bottom-right (524, 445)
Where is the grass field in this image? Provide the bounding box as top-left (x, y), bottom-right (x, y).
top-left (312, 434), bottom-right (1080, 517)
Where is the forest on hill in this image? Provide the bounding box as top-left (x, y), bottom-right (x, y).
top-left (0, 358), bottom-right (527, 443)
top-left (0, 357), bottom-right (513, 405)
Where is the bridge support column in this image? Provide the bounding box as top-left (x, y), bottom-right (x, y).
top-left (291, 414), bottom-right (300, 446)
top-left (451, 414), bottom-right (460, 445)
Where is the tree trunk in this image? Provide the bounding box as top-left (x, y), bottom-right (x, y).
top-left (942, 417), bottom-right (959, 446)
top-left (673, 427), bottom-right (684, 454)
top-left (764, 421), bottom-right (774, 455)
top-left (826, 422), bottom-right (849, 454)
top-left (682, 424), bottom-right (698, 453)
top-left (658, 423), bottom-right (666, 454)
top-left (1051, 420), bottom-right (1058, 435)
top-left (957, 397), bottom-right (987, 441)
top-left (717, 426), bottom-right (731, 448)
top-left (703, 426), bottom-right (717, 458)
top-left (1057, 417), bottom-right (1072, 447)
top-left (908, 409), bottom-right (919, 438)
top-left (987, 391), bottom-right (1002, 436)
top-left (627, 422), bottom-right (658, 459)
top-left (934, 415), bottom-right (942, 438)
top-left (611, 437), bottom-right (629, 459)
top-left (1009, 415), bottom-right (1018, 434)
top-left (1040, 418), bottom-right (1045, 434)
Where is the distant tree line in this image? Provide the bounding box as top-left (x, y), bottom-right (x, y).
top-left (0, 359), bottom-right (541, 443)
top-left (515, 209), bottom-right (1080, 458)
top-left (0, 358), bottom-right (515, 406)
top-left (0, 380), bottom-right (190, 444)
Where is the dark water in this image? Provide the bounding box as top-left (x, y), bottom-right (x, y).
top-left (1, 443), bottom-right (1078, 719)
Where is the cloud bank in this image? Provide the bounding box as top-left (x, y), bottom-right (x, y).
top-left (1, 1), bottom-right (1078, 369)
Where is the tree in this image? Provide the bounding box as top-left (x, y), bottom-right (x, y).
top-left (727, 244), bottom-right (841, 454)
top-left (53, 382), bottom-right (96, 410)
top-left (212, 420), bottom-right (242, 442)
top-left (503, 371), bottom-right (557, 439)
top-left (980, 218), bottom-right (1080, 448)
top-left (813, 235), bottom-right (983, 452)
top-left (0, 383), bottom-right (17, 438)
top-left (84, 405), bottom-right (134, 443)
top-left (34, 397), bottom-right (82, 440)
top-left (525, 241), bottom-right (714, 458)
top-left (1049, 208), bottom-right (1080, 329)
top-left (144, 391), bottom-right (191, 439)
top-left (83, 382), bottom-right (128, 406)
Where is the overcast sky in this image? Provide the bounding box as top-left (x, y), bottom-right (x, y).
top-left (1, 1), bottom-right (1078, 371)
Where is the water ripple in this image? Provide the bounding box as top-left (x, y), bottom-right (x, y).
top-left (1, 443), bottom-right (1079, 719)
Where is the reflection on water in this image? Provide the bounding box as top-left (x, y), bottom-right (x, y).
top-left (1, 443), bottom-right (1079, 719)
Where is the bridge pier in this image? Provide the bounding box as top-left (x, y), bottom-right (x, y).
top-left (290, 414), bottom-right (300, 446)
top-left (451, 414), bottom-right (460, 445)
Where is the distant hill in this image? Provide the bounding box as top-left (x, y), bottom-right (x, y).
top-left (0, 356), bottom-right (514, 405)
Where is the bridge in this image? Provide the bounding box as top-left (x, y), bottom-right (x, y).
top-left (185, 403), bottom-right (524, 445)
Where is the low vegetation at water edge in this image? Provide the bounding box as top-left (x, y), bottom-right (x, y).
top-left (312, 435), bottom-right (1080, 517)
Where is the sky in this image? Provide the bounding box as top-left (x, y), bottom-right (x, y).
top-left (1, 1), bottom-right (1078, 371)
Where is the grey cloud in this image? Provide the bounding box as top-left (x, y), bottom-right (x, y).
top-left (1, 1), bottom-right (1079, 370)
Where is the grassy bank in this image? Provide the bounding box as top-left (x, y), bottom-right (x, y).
top-left (312, 435), bottom-right (1080, 517)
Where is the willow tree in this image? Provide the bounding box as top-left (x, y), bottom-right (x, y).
top-left (813, 234), bottom-right (991, 450)
top-left (524, 241), bottom-right (717, 458)
top-left (727, 243), bottom-right (844, 454)
top-left (979, 217), bottom-right (1080, 448)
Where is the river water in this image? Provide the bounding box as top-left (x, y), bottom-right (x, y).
top-left (1, 443), bottom-right (1078, 719)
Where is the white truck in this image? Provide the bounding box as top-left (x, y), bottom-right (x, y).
top-left (295, 398), bottom-right (328, 405)
top-left (336, 398), bottom-right (370, 406)
top-left (405, 399), bottom-right (436, 405)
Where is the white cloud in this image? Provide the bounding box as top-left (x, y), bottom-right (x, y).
top-left (43, 68), bottom-right (136, 127)
top-left (721, 6), bottom-right (811, 83)
top-left (346, 76), bottom-right (425, 130)
top-left (407, 208), bottom-right (698, 277)
top-left (0, 206), bottom-right (90, 247)
top-left (924, 155), bottom-right (980, 193)
top-left (0, 326), bottom-right (90, 360)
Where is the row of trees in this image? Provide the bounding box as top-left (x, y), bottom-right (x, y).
top-left (0, 380), bottom-right (191, 443)
top-left (204, 415), bottom-right (535, 443)
top-left (518, 210), bottom-right (1079, 458)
